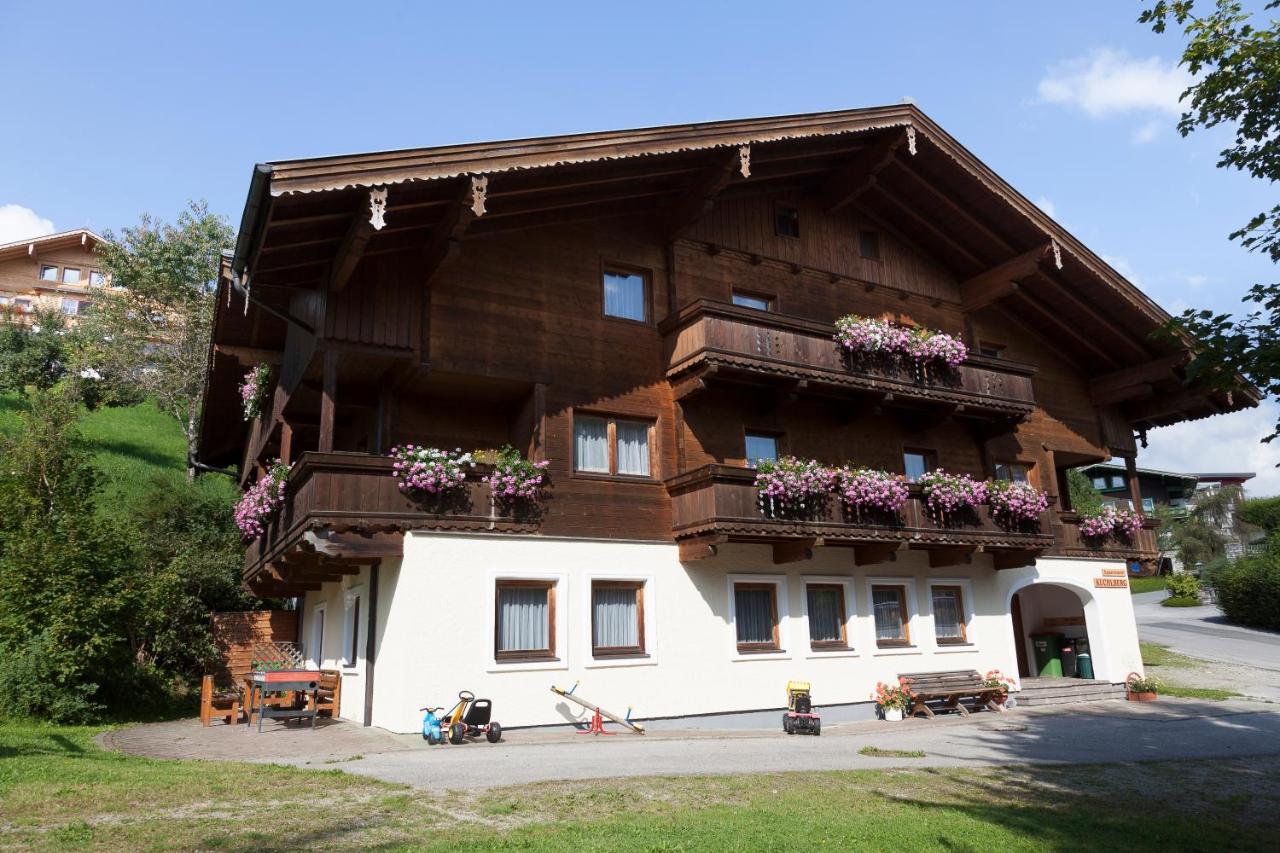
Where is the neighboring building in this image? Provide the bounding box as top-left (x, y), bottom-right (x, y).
top-left (0, 229), bottom-right (106, 324)
top-left (198, 106), bottom-right (1257, 730)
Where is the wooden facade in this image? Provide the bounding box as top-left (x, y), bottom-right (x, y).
top-left (0, 229), bottom-right (105, 324)
top-left (197, 106), bottom-right (1257, 596)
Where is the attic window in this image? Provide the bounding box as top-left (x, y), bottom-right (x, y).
top-left (774, 204), bottom-right (800, 239)
top-left (858, 230), bottom-right (881, 260)
top-left (39, 265), bottom-right (58, 282)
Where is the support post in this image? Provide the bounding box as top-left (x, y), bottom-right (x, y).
top-left (319, 350), bottom-right (337, 452)
top-left (1124, 455), bottom-right (1144, 514)
top-left (280, 421), bottom-right (293, 466)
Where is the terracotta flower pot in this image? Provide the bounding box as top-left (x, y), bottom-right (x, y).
top-left (1127, 690), bottom-right (1158, 702)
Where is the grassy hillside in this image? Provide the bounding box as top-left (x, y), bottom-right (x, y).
top-left (0, 392), bottom-right (237, 520)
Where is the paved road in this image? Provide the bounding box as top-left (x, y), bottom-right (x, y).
top-left (323, 700), bottom-right (1280, 790)
top-left (1132, 591), bottom-right (1280, 672)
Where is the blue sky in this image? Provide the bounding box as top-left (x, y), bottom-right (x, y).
top-left (3, 1), bottom-right (1277, 492)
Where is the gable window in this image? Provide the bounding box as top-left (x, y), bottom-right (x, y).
top-left (806, 584), bottom-right (847, 649)
top-left (733, 582), bottom-right (780, 652)
top-left (994, 462), bottom-right (1030, 484)
top-left (61, 267), bottom-right (81, 285)
top-left (38, 265), bottom-right (58, 282)
top-left (903, 448), bottom-right (937, 483)
top-left (744, 433), bottom-right (779, 468)
top-left (858, 230), bottom-right (881, 260)
top-left (574, 413), bottom-right (653, 477)
top-left (89, 270), bottom-right (106, 287)
top-left (872, 584), bottom-right (910, 647)
top-left (592, 580), bottom-right (644, 656)
top-left (931, 585), bottom-right (967, 645)
top-left (495, 580), bottom-right (555, 660)
top-left (342, 591), bottom-right (361, 667)
top-left (774, 204), bottom-right (800, 239)
top-left (602, 268), bottom-right (648, 322)
top-left (731, 290), bottom-right (772, 311)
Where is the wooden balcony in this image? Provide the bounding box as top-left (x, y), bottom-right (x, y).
top-left (244, 452), bottom-right (539, 595)
top-left (1053, 512), bottom-right (1161, 565)
top-left (661, 300), bottom-right (1036, 420)
top-left (666, 464), bottom-right (1054, 567)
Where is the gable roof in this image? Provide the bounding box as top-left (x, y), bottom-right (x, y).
top-left (0, 229), bottom-right (106, 264)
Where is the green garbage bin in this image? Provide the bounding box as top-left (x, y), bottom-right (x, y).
top-left (1031, 633), bottom-right (1064, 677)
top-left (1076, 638), bottom-right (1095, 680)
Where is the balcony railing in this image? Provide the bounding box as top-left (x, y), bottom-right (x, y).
top-left (661, 300), bottom-right (1036, 418)
top-left (1053, 512), bottom-right (1160, 563)
top-left (666, 464), bottom-right (1054, 565)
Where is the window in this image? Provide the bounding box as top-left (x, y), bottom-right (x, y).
top-left (89, 270), bottom-right (106, 287)
top-left (994, 462), bottom-right (1030, 484)
top-left (38, 265), bottom-right (58, 282)
top-left (731, 290), bottom-right (772, 311)
top-left (342, 593), bottom-right (361, 667)
top-left (573, 414), bottom-right (653, 477)
top-left (774, 204), bottom-right (800, 238)
top-left (495, 580), bottom-right (555, 660)
top-left (978, 342), bottom-right (1004, 358)
top-left (602, 268), bottom-right (648, 322)
top-left (1142, 497), bottom-right (1155, 513)
top-left (858, 230), bottom-right (881, 260)
top-left (903, 449), bottom-right (936, 483)
top-left (311, 606), bottom-right (326, 668)
top-left (931, 585), bottom-right (967, 644)
top-left (61, 267), bottom-right (81, 284)
top-left (1091, 475), bottom-right (1108, 490)
top-left (60, 298), bottom-right (80, 316)
top-left (734, 583), bottom-right (780, 652)
top-left (591, 581), bottom-right (644, 656)
top-left (744, 433), bottom-right (779, 468)
top-left (806, 584), bottom-right (847, 649)
top-left (13, 298), bottom-right (32, 312)
top-left (872, 584), bottom-right (910, 646)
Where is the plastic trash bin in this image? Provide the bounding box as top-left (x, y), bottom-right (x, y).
top-left (1031, 633), bottom-right (1063, 677)
top-left (1075, 638), bottom-right (1094, 680)
top-left (1060, 637), bottom-right (1078, 679)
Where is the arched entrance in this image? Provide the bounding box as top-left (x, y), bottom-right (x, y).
top-left (1008, 580), bottom-right (1102, 681)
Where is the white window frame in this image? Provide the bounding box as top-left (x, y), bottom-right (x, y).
top-left (310, 603), bottom-right (327, 669)
top-left (925, 578), bottom-right (978, 654)
top-left (38, 264), bottom-right (59, 282)
top-left (801, 575), bottom-right (858, 658)
top-left (342, 585), bottom-right (364, 669)
top-left (726, 574), bottom-right (790, 661)
top-left (583, 571), bottom-right (657, 669)
top-left (487, 570), bottom-right (569, 673)
top-left (864, 576), bottom-right (921, 657)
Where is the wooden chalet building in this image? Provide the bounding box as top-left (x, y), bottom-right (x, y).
top-left (199, 105), bottom-right (1256, 729)
top-left (0, 229), bottom-right (107, 324)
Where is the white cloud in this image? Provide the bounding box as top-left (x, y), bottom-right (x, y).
top-left (0, 204), bottom-right (55, 244)
top-left (1038, 49), bottom-right (1188, 118)
top-left (1034, 196), bottom-right (1057, 218)
top-left (1141, 402), bottom-right (1280, 497)
top-left (1131, 119), bottom-right (1163, 144)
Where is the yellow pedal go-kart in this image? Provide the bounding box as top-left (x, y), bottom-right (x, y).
top-left (421, 690), bottom-right (502, 745)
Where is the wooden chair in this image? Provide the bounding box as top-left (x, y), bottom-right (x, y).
top-left (898, 670), bottom-right (1006, 720)
top-left (200, 675), bottom-right (241, 726)
top-left (309, 669), bottom-right (342, 718)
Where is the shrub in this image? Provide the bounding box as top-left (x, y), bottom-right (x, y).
top-left (1162, 596), bottom-right (1202, 607)
top-left (1215, 555), bottom-right (1280, 630)
top-left (1165, 572), bottom-right (1202, 600)
top-left (0, 633), bottom-right (104, 724)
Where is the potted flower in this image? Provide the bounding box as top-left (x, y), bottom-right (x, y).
top-left (389, 445), bottom-right (473, 496)
top-left (982, 669), bottom-right (1018, 707)
top-left (1125, 672), bottom-right (1161, 702)
top-left (918, 469), bottom-right (988, 523)
top-left (835, 466), bottom-right (909, 520)
top-left (833, 314), bottom-right (910, 368)
top-left (755, 456), bottom-right (836, 518)
top-left (239, 363), bottom-right (272, 421)
top-left (1113, 508), bottom-right (1144, 541)
top-left (872, 680), bottom-right (913, 721)
top-left (234, 460), bottom-right (290, 539)
top-left (904, 325), bottom-right (968, 378)
top-left (1078, 505), bottom-right (1119, 541)
top-left (987, 480), bottom-right (1049, 527)
top-left (483, 445), bottom-right (551, 505)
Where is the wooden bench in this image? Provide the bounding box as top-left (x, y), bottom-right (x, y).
top-left (898, 670), bottom-right (1006, 719)
top-left (308, 669), bottom-right (342, 718)
top-left (200, 675), bottom-right (241, 726)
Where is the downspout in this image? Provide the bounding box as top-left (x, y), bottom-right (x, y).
top-left (363, 560), bottom-right (380, 727)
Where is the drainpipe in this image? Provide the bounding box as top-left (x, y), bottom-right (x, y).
top-left (363, 560), bottom-right (380, 727)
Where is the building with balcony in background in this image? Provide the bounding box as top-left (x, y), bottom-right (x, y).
top-left (0, 229), bottom-right (106, 324)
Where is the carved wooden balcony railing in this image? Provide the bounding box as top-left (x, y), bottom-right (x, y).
top-left (1052, 512), bottom-right (1161, 564)
top-left (661, 300), bottom-right (1036, 420)
top-left (666, 464), bottom-right (1054, 567)
top-left (244, 452), bottom-right (539, 595)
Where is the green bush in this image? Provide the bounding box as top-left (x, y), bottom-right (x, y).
top-left (1215, 555), bottom-right (1280, 631)
top-left (0, 633), bottom-right (103, 723)
top-left (1237, 496), bottom-right (1280, 533)
top-left (1162, 596), bottom-right (1202, 607)
top-left (1165, 573), bottom-right (1202, 600)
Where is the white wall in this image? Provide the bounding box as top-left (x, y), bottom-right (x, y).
top-left (298, 562), bottom-right (375, 723)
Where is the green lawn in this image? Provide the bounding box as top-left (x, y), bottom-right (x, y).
top-left (1140, 643), bottom-right (1242, 701)
top-left (1, 722), bottom-right (1278, 850)
top-left (1129, 576), bottom-right (1168, 594)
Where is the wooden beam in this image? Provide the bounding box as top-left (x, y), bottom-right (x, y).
top-left (853, 542), bottom-right (899, 566)
top-left (1124, 455), bottom-right (1145, 514)
top-left (1012, 290), bottom-right (1121, 368)
top-left (422, 175), bottom-right (487, 286)
top-left (678, 534), bottom-right (726, 562)
top-left (302, 530), bottom-right (405, 560)
top-left (868, 183), bottom-right (987, 269)
top-left (959, 242), bottom-right (1055, 313)
top-left (318, 349), bottom-right (337, 453)
top-left (992, 549), bottom-right (1041, 570)
top-left (1032, 268), bottom-right (1155, 361)
top-left (213, 343), bottom-right (283, 367)
top-left (1089, 355), bottom-right (1187, 397)
top-left (1091, 382), bottom-right (1154, 407)
top-left (326, 187), bottom-right (389, 293)
top-left (919, 545), bottom-right (977, 568)
top-left (1125, 388), bottom-right (1217, 423)
top-left (773, 538), bottom-right (819, 565)
top-left (888, 158), bottom-right (1014, 251)
top-left (822, 130), bottom-right (906, 212)
top-left (664, 147), bottom-right (746, 241)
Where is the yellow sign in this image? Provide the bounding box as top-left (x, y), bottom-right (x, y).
top-left (1101, 568), bottom-right (1128, 578)
top-left (1094, 577), bottom-right (1129, 589)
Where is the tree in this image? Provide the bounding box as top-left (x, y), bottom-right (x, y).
top-left (1067, 469), bottom-right (1104, 515)
top-left (87, 202), bottom-right (234, 479)
top-left (0, 308), bottom-right (69, 394)
top-left (1141, 2), bottom-right (1280, 441)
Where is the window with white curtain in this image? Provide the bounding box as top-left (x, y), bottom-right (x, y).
top-left (872, 585), bottom-right (910, 646)
top-left (592, 581), bottom-right (643, 655)
top-left (931, 585), bottom-right (966, 644)
top-left (495, 581), bottom-right (555, 659)
top-left (806, 584), bottom-right (847, 648)
top-left (603, 269), bottom-right (647, 322)
top-left (615, 420), bottom-right (650, 476)
top-left (734, 583), bottom-right (779, 651)
top-left (342, 591), bottom-right (361, 667)
top-left (574, 413), bottom-right (653, 477)
top-left (573, 415), bottom-right (610, 472)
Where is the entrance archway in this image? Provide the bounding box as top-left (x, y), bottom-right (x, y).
top-left (1008, 579), bottom-right (1105, 681)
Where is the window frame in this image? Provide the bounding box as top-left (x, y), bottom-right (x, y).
top-left (804, 582), bottom-right (849, 651)
top-left (88, 269), bottom-right (107, 287)
top-left (60, 267), bottom-right (82, 285)
top-left (731, 289), bottom-right (774, 311)
top-left (572, 411), bottom-right (656, 480)
top-left (600, 261), bottom-right (652, 325)
top-left (858, 229), bottom-right (882, 261)
top-left (743, 430), bottom-right (782, 469)
top-left (310, 603), bottom-right (327, 669)
top-left (773, 202), bottom-right (801, 239)
top-left (926, 578), bottom-right (976, 651)
top-left (869, 582), bottom-right (912, 649)
top-left (342, 587), bottom-right (363, 669)
top-left (993, 461), bottom-right (1032, 486)
top-left (902, 447), bottom-right (938, 483)
top-left (732, 581), bottom-right (782, 653)
top-left (494, 579), bottom-right (557, 662)
top-left (929, 584), bottom-right (968, 646)
top-left (976, 340), bottom-right (1006, 359)
top-left (38, 264), bottom-right (59, 282)
top-left (590, 579), bottom-right (646, 658)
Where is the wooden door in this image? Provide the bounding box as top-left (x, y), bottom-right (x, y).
top-left (1011, 593), bottom-right (1030, 678)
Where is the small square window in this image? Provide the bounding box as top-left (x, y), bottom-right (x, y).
top-left (60, 298), bottom-right (79, 315)
top-left (806, 584), bottom-right (847, 649)
top-left (745, 433), bottom-right (779, 468)
top-left (89, 270), bottom-right (106, 287)
top-left (603, 269), bottom-right (648, 322)
top-left (592, 581), bottom-right (644, 656)
top-left (495, 580), bottom-right (555, 660)
top-left (903, 449), bottom-right (937, 483)
top-left (859, 230), bottom-right (881, 260)
top-left (1091, 476), bottom-right (1108, 490)
top-left (978, 342), bottom-right (1004, 358)
top-left (931, 585), bottom-right (967, 644)
top-left (61, 267), bottom-right (81, 284)
top-left (994, 462), bottom-right (1030, 484)
top-left (39, 265), bottom-right (58, 282)
top-left (774, 205), bottom-right (800, 239)
top-left (731, 291), bottom-right (772, 311)
top-left (734, 583), bottom-right (780, 652)
top-left (1142, 497), bottom-right (1155, 513)
top-left (872, 584), bottom-right (910, 647)
top-left (14, 298), bottom-right (32, 312)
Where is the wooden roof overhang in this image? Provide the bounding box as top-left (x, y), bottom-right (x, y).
top-left (199, 104), bottom-right (1259, 468)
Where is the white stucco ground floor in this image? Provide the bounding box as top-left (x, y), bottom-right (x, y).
top-left (299, 533), bottom-right (1145, 733)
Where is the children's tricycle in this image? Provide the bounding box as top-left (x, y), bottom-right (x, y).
top-left (421, 690), bottom-right (502, 745)
top-left (782, 680), bottom-right (821, 735)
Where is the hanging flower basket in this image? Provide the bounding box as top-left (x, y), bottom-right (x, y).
top-left (987, 480), bottom-right (1050, 527)
top-left (389, 446), bottom-right (473, 496)
top-left (918, 470), bottom-right (988, 523)
top-left (755, 456), bottom-right (836, 518)
top-left (1078, 506), bottom-right (1145, 543)
top-left (836, 466), bottom-right (909, 520)
top-left (239, 363), bottom-right (272, 421)
top-left (833, 314), bottom-right (967, 379)
top-left (235, 460), bottom-right (290, 539)
top-left (483, 445), bottom-right (551, 505)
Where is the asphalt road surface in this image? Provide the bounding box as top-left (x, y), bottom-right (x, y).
top-left (1132, 591), bottom-right (1280, 672)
